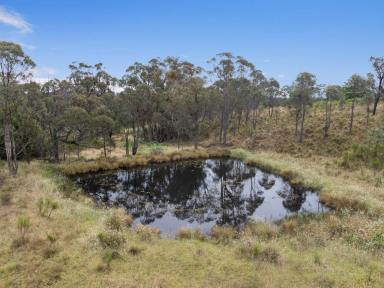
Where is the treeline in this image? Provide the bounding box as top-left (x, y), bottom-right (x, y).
top-left (0, 41), bottom-right (383, 175)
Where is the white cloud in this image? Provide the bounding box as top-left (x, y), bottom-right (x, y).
top-left (0, 6), bottom-right (32, 33)
top-left (20, 42), bottom-right (37, 50)
top-left (278, 74), bottom-right (285, 78)
top-left (31, 67), bottom-right (58, 84)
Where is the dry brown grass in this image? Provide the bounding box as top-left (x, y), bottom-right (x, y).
top-left (59, 148), bottom-right (230, 176)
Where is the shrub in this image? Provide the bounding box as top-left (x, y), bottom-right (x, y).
top-left (37, 197), bottom-right (59, 217)
top-left (97, 231), bottom-right (125, 249)
top-left (105, 213), bottom-right (123, 231)
top-left (134, 224), bottom-right (161, 241)
top-left (210, 225), bottom-right (236, 243)
top-left (176, 228), bottom-right (206, 241)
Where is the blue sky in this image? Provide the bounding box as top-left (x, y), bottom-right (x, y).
top-left (0, 0), bottom-right (383, 85)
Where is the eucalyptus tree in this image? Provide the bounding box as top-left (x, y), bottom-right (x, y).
top-left (344, 74), bottom-right (373, 133)
top-left (41, 79), bottom-right (72, 161)
top-left (164, 57), bottom-right (205, 148)
top-left (323, 85), bottom-right (343, 138)
top-left (265, 78), bottom-right (280, 118)
top-left (370, 57), bottom-right (384, 115)
top-left (0, 41), bottom-right (35, 175)
top-left (121, 59), bottom-right (167, 147)
top-left (209, 53), bottom-right (255, 144)
top-left (248, 70), bottom-right (267, 137)
top-left (290, 72), bottom-right (317, 143)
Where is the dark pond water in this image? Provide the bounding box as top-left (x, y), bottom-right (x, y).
top-left (75, 158), bottom-right (328, 236)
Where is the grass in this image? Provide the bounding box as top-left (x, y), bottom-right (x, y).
top-left (0, 147), bottom-right (384, 287)
top-left (231, 148), bottom-right (384, 215)
top-left (58, 147), bottom-right (230, 176)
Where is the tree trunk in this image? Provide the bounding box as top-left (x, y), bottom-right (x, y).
top-left (372, 79), bottom-right (382, 116)
top-left (103, 134), bottom-right (107, 159)
top-left (349, 98), bottom-right (355, 133)
top-left (299, 104), bottom-right (306, 143)
top-left (132, 123), bottom-right (139, 155)
top-left (52, 132), bottom-right (60, 162)
top-left (222, 88), bottom-right (229, 145)
top-left (124, 129), bottom-right (129, 157)
top-left (324, 100), bottom-right (331, 138)
top-left (193, 122), bottom-right (199, 149)
top-left (4, 122), bottom-right (18, 176)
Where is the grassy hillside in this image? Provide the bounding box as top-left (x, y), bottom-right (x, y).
top-left (1, 146), bottom-right (384, 287)
top-left (226, 103), bottom-right (384, 157)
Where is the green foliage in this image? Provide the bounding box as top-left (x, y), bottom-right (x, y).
top-left (37, 197), bottom-right (59, 217)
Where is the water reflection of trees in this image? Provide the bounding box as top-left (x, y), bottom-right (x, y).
top-left (76, 159), bottom-right (310, 227)
top-left (77, 159), bottom-right (265, 226)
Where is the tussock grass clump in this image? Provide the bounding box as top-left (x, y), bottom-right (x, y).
top-left (134, 224), bottom-right (161, 241)
top-left (97, 231), bottom-right (125, 249)
top-left (238, 240), bottom-right (262, 260)
top-left (238, 241), bottom-right (282, 264)
top-left (37, 197), bottom-right (59, 217)
top-left (12, 216), bottom-right (31, 248)
top-left (210, 225), bottom-right (237, 243)
top-left (176, 228), bottom-right (206, 241)
top-left (242, 221), bottom-right (279, 239)
top-left (105, 210), bottom-right (133, 231)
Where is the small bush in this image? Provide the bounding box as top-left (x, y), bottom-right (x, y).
top-left (105, 213), bottom-right (123, 231)
top-left (37, 197), bottom-right (59, 217)
top-left (176, 228), bottom-right (206, 241)
top-left (106, 209), bottom-right (134, 230)
top-left (210, 225), bottom-right (236, 243)
top-left (134, 224), bottom-right (161, 241)
top-left (97, 231), bottom-right (125, 249)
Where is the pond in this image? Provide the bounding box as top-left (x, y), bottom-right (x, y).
top-left (75, 158), bottom-right (328, 236)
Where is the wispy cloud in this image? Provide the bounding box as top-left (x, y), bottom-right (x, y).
top-left (0, 6), bottom-right (32, 33)
top-left (20, 42), bottom-right (37, 50)
top-left (278, 74), bottom-right (285, 78)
